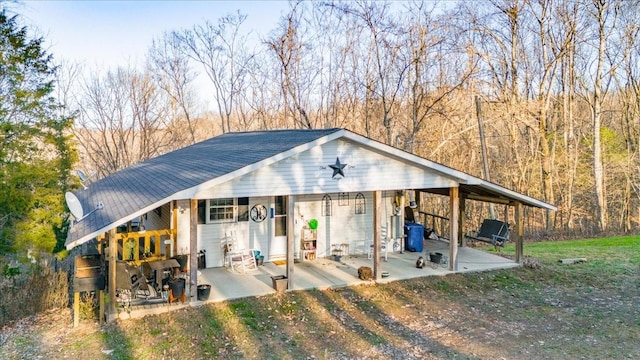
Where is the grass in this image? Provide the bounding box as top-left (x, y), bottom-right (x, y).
top-left (2, 235), bottom-right (640, 359)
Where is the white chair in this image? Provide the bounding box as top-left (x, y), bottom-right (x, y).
top-left (367, 225), bottom-right (389, 261)
top-left (221, 233), bottom-right (257, 274)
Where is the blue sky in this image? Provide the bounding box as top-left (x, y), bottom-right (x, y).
top-left (20, 1), bottom-right (290, 69)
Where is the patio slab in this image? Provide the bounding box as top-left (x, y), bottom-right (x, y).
top-left (119, 240), bottom-right (517, 319)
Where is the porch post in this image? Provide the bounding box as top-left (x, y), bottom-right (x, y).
top-left (286, 195), bottom-right (296, 287)
top-left (107, 228), bottom-right (117, 322)
top-left (373, 190), bottom-right (382, 280)
top-left (459, 195), bottom-right (467, 247)
top-left (189, 199), bottom-right (198, 301)
top-left (172, 200), bottom-right (178, 257)
top-left (448, 187), bottom-right (459, 272)
top-left (514, 201), bottom-right (524, 264)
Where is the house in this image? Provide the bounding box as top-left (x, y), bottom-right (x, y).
top-left (65, 128), bottom-right (555, 321)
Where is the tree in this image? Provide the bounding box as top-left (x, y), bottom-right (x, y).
top-left (0, 9), bottom-right (75, 253)
top-left (148, 33), bottom-right (201, 144)
top-left (74, 67), bottom-right (182, 177)
top-left (175, 11), bottom-right (254, 133)
top-left (266, 2), bottom-right (316, 129)
top-left (333, 0), bottom-right (409, 144)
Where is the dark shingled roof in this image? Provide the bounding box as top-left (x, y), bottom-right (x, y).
top-left (66, 128), bottom-right (342, 248)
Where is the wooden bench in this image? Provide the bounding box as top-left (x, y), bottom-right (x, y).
top-left (465, 219), bottom-right (510, 247)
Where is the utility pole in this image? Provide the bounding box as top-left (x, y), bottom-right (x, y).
top-left (475, 96), bottom-right (496, 219)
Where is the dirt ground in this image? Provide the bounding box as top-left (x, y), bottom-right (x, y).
top-left (2, 259), bottom-right (639, 360)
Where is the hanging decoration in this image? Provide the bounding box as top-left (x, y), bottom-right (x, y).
top-left (328, 157), bottom-right (347, 178)
top-left (355, 193), bottom-right (366, 214)
top-left (339, 192), bottom-right (349, 206)
top-left (322, 194), bottom-right (332, 216)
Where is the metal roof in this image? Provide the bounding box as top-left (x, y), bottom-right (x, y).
top-left (66, 128), bottom-right (342, 249)
top-left (65, 128), bottom-right (555, 250)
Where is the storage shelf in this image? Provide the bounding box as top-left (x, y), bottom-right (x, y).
top-left (301, 229), bottom-right (317, 261)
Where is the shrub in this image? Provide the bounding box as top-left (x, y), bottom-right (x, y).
top-left (0, 254), bottom-right (69, 327)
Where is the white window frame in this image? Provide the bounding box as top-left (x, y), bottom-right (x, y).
top-left (206, 198), bottom-right (236, 223)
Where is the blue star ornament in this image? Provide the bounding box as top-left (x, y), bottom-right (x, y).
top-left (329, 157), bottom-right (347, 178)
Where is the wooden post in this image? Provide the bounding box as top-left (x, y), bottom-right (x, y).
top-left (476, 96), bottom-right (496, 219)
top-left (286, 195), bottom-right (295, 287)
top-left (99, 289), bottom-right (104, 324)
top-left (459, 195), bottom-right (467, 247)
top-left (189, 199), bottom-right (198, 301)
top-left (97, 240), bottom-right (105, 324)
top-left (73, 291), bottom-right (80, 327)
top-left (449, 187), bottom-right (459, 272)
top-left (514, 202), bottom-right (524, 264)
top-left (172, 200), bottom-right (178, 257)
top-left (373, 190), bottom-right (382, 280)
top-left (107, 228), bottom-right (117, 322)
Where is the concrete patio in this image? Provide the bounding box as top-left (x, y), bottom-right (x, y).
top-left (197, 239), bottom-right (517, 300)
top-left (118, 239), bottom-right (517, 320)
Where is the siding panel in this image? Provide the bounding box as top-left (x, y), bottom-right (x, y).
top-left (194, 139), bottom-right (456, 199)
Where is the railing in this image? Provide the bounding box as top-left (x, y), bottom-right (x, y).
top-left (97, 229), bottom-right (175, 264)
top-left (418, 211), bottom-right (449, 240)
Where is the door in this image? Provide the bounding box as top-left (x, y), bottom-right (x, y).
top-left (269, 196), bottom-right (287, 259)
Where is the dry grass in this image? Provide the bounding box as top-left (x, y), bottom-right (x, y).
top-left (2, 235), bottom-right (639, 359)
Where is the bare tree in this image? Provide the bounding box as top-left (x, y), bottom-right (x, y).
top-left (148, 32), bottom-right (201, 144)
top-left (74, 67), bottom-right (178, 176)
top-left (265, 2), bottom-right (316, 129)
top-left (175, 11), bottom-right (253, 133)
top-left (579, 0), bottom-right (621, 231)
top-left (332, 0), bottom-right (409, 144)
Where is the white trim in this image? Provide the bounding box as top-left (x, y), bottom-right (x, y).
top-left (66, 129), bottom-right (556, 249)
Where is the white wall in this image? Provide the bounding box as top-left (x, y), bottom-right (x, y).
top-left (178, 137), bottom-right (444, 268)
top-left (193, 138), bottom-right (457, 199)
top-left (192, 196), bottom-right (272, 268)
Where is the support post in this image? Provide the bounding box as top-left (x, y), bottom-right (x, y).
top-left (189, 199), bottom-right (198, 301)
top-left (97, 241), bottom-right (104, 324)
top-left (107, 228), bottom-right (117, 322)
top-left (286, 195), bottom-right (295, 287)
top-left (514, 202), bottom-right (524, 264)
top-left (73, 292), bottom-right (80, 327)
top-left (459, 195), bottom-right (467, 247)
top-left (449, 187), bottom-right (459, 272)
top-left (373, 190), bottom-right (382, 279)
top-left (99, 290), bottom-right (104, 324)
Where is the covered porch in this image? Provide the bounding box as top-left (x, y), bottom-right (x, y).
top-left (117, 238), bottom-right (517, 320)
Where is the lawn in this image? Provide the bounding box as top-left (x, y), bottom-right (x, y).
top-left (2, 236), bottom-right (639, 359)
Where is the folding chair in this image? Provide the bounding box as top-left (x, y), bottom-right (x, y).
top-left (367, 225), bottom-right (389, 261)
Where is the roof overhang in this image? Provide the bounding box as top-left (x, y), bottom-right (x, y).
top-left (65, 128), bottom-right (555, 250)
top-left (419, 180), bottom-right (556, 210)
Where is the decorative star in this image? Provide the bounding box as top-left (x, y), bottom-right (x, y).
top-left (329, 157), bottom-right (347, 178)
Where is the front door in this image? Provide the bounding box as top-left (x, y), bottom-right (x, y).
top-left (270, 196), bottom-right (287, 259)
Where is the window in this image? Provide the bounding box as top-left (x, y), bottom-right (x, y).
top-left (208, 198), bottom-right (235, 222)
top-left (237, 197), bottom-right (249, 222)
top-left (274, 196), bottom-right (287, 236)
top-left (197, 200), bottom-right (206, 224)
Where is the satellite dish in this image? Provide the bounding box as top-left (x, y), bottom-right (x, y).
top-left (75, 169), bottom-right (96, 189)
top-left (65, 191), bottom-right (84, 220)
top-left (76, 169), bottom-right (88, 182)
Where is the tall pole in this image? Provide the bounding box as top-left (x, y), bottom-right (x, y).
top-left (475, 96), bottom-right (496, 219)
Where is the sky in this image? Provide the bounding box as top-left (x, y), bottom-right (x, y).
top-left (18, 1), bottom-right (290, 70)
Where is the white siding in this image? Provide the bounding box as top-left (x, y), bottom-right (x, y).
top-left (295, 192), bottom-right (396, 257)
top-left (190, 196), bottom-right (272, 268)
top-left (179, 138), bottom-right (450, 268)
top-left (193, 138), bottom-right (457, 199)
top-left (143, 203), bottom-right (170, 231)
top-left (175, 199), bottom-right (191, 257)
